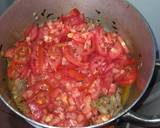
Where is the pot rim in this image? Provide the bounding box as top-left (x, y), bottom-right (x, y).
top-left (0, 0), bottom-right (156, 128)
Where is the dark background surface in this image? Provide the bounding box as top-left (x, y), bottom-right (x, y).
top-left (0, 100), bottom-right (32, 128)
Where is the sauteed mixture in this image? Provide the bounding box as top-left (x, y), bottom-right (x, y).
top-left (4, 9), bottom-right (137, 127)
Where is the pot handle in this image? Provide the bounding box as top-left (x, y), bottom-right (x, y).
top-left (122, 111), bottom-right (160, 127)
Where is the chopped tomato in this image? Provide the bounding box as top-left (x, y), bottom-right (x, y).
top-left (90, 55), bottom-right (107, 74)
top-left (47, 45), bottom-right (62, 71)
top-left (117, 35), bottom-right (129, 54)
top-left (101, 72), bottom-right (114, 94)
top-left (49, 88), bottom-right (62, 99)
top-left (7, 61), bottom-right (30, 79)
top-left (25, 24), bottom-right (39, 41)
top-left (31, 44), bottom-right (62, 74)
top-left (63, 45), bottom-right (86, 67)
top-left (5, 8), bottom-right (138, 127)
top-left (34, 91), bottom-right (50, 108)
top-left (115, 66), bottom-right (137, 86)
top-left (93, 27), bottom-right (123, 59)
top-left (7, 61), bottom-right (18, 79)
top-left (35, 44), bottom-right (46, 73)
top-left (108, 41), bottom-right (123, 60)
top-left (32, 80), bottom-right (51, 92)
top-left (67, 69), bottom-right (86, 81)
top-left (5, 42), bottom-right (31, 64)
top-left (93, 26), bottom-right (109, 56)
top-left (5, 48), bottom-right (15, 58)
top-left (61, 8), bottom-right (85, 26)
top-left (28, 103), bottom-right (43, 120)
top-left (82, 34), bottom-right (96, 55)
top-left (77, 75), bottom-right (95, 92)
top-left (37, 25), bottom-right (50, 40)
top-left (108, 83), bottom-right (117, 95)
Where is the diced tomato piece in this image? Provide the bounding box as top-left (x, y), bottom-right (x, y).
top-left (7, 61), bottom-right (17, 79)
top-left (35, 44), bottom-right (46, 73)
top-left (63, 45), bottom-right (87, 67)
top-left (61, 8), bottom-right (85, 26)
top-left (67, 69), bottom-right (86, 81)
top-left (24, 24), bottom-right (39, 41)
top-left (28, 103), bottom-right (43, 120)
top-left (90, 55), bottom-right (107, 74)
top-left (68, 8), bottom-right (81, 17)
top-left (47, 45), bottom-right (62, 71)
top-left (108, 83), bottom-right (117, 95)
top-left (34, 91), bottom-right (50, 108)
top-left (4, 48), bottom-right (15, 58)
top-left (93, 26), bottom-right (108, 56)
top-left (20, 64), bottom-right (31, 78)
top-left (23, 89), bottom-right (34, 99)
top-left (101, 72), bottom-right (113, 89)
top-left (116, 66), bottom-right (137, 86)
top-left (82, 35), bottom-right (96, 56)
top-left (5, 41), bottom-right (31, 64)
top-left (7, 61), bottom-right (29, 79)
top-left (117, 35), bottom-right (129, 54)
top-left (108, 41), bottom-right (123, 60)
top-left (37, 25), bottom-right (50, 40)
top-left (49, 88), bottom-right (62, 99)
top-left (35, 80), bottom-right (51, 91)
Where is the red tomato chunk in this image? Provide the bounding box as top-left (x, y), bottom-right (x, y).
top-left (5, 8), bottom-right (138, 127)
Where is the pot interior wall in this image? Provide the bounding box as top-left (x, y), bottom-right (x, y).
top-left (0, 0), bottom-right (155, 125)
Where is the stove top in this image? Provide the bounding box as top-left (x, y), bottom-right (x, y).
top-left (0, 0), bottom-right (160, 128)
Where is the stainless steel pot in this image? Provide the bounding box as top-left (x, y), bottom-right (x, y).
top-left (0, 0), bottom-right (159, 127)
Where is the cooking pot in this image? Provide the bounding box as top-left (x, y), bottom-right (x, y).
top-left (0, 0), bottom-right (160, 127)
